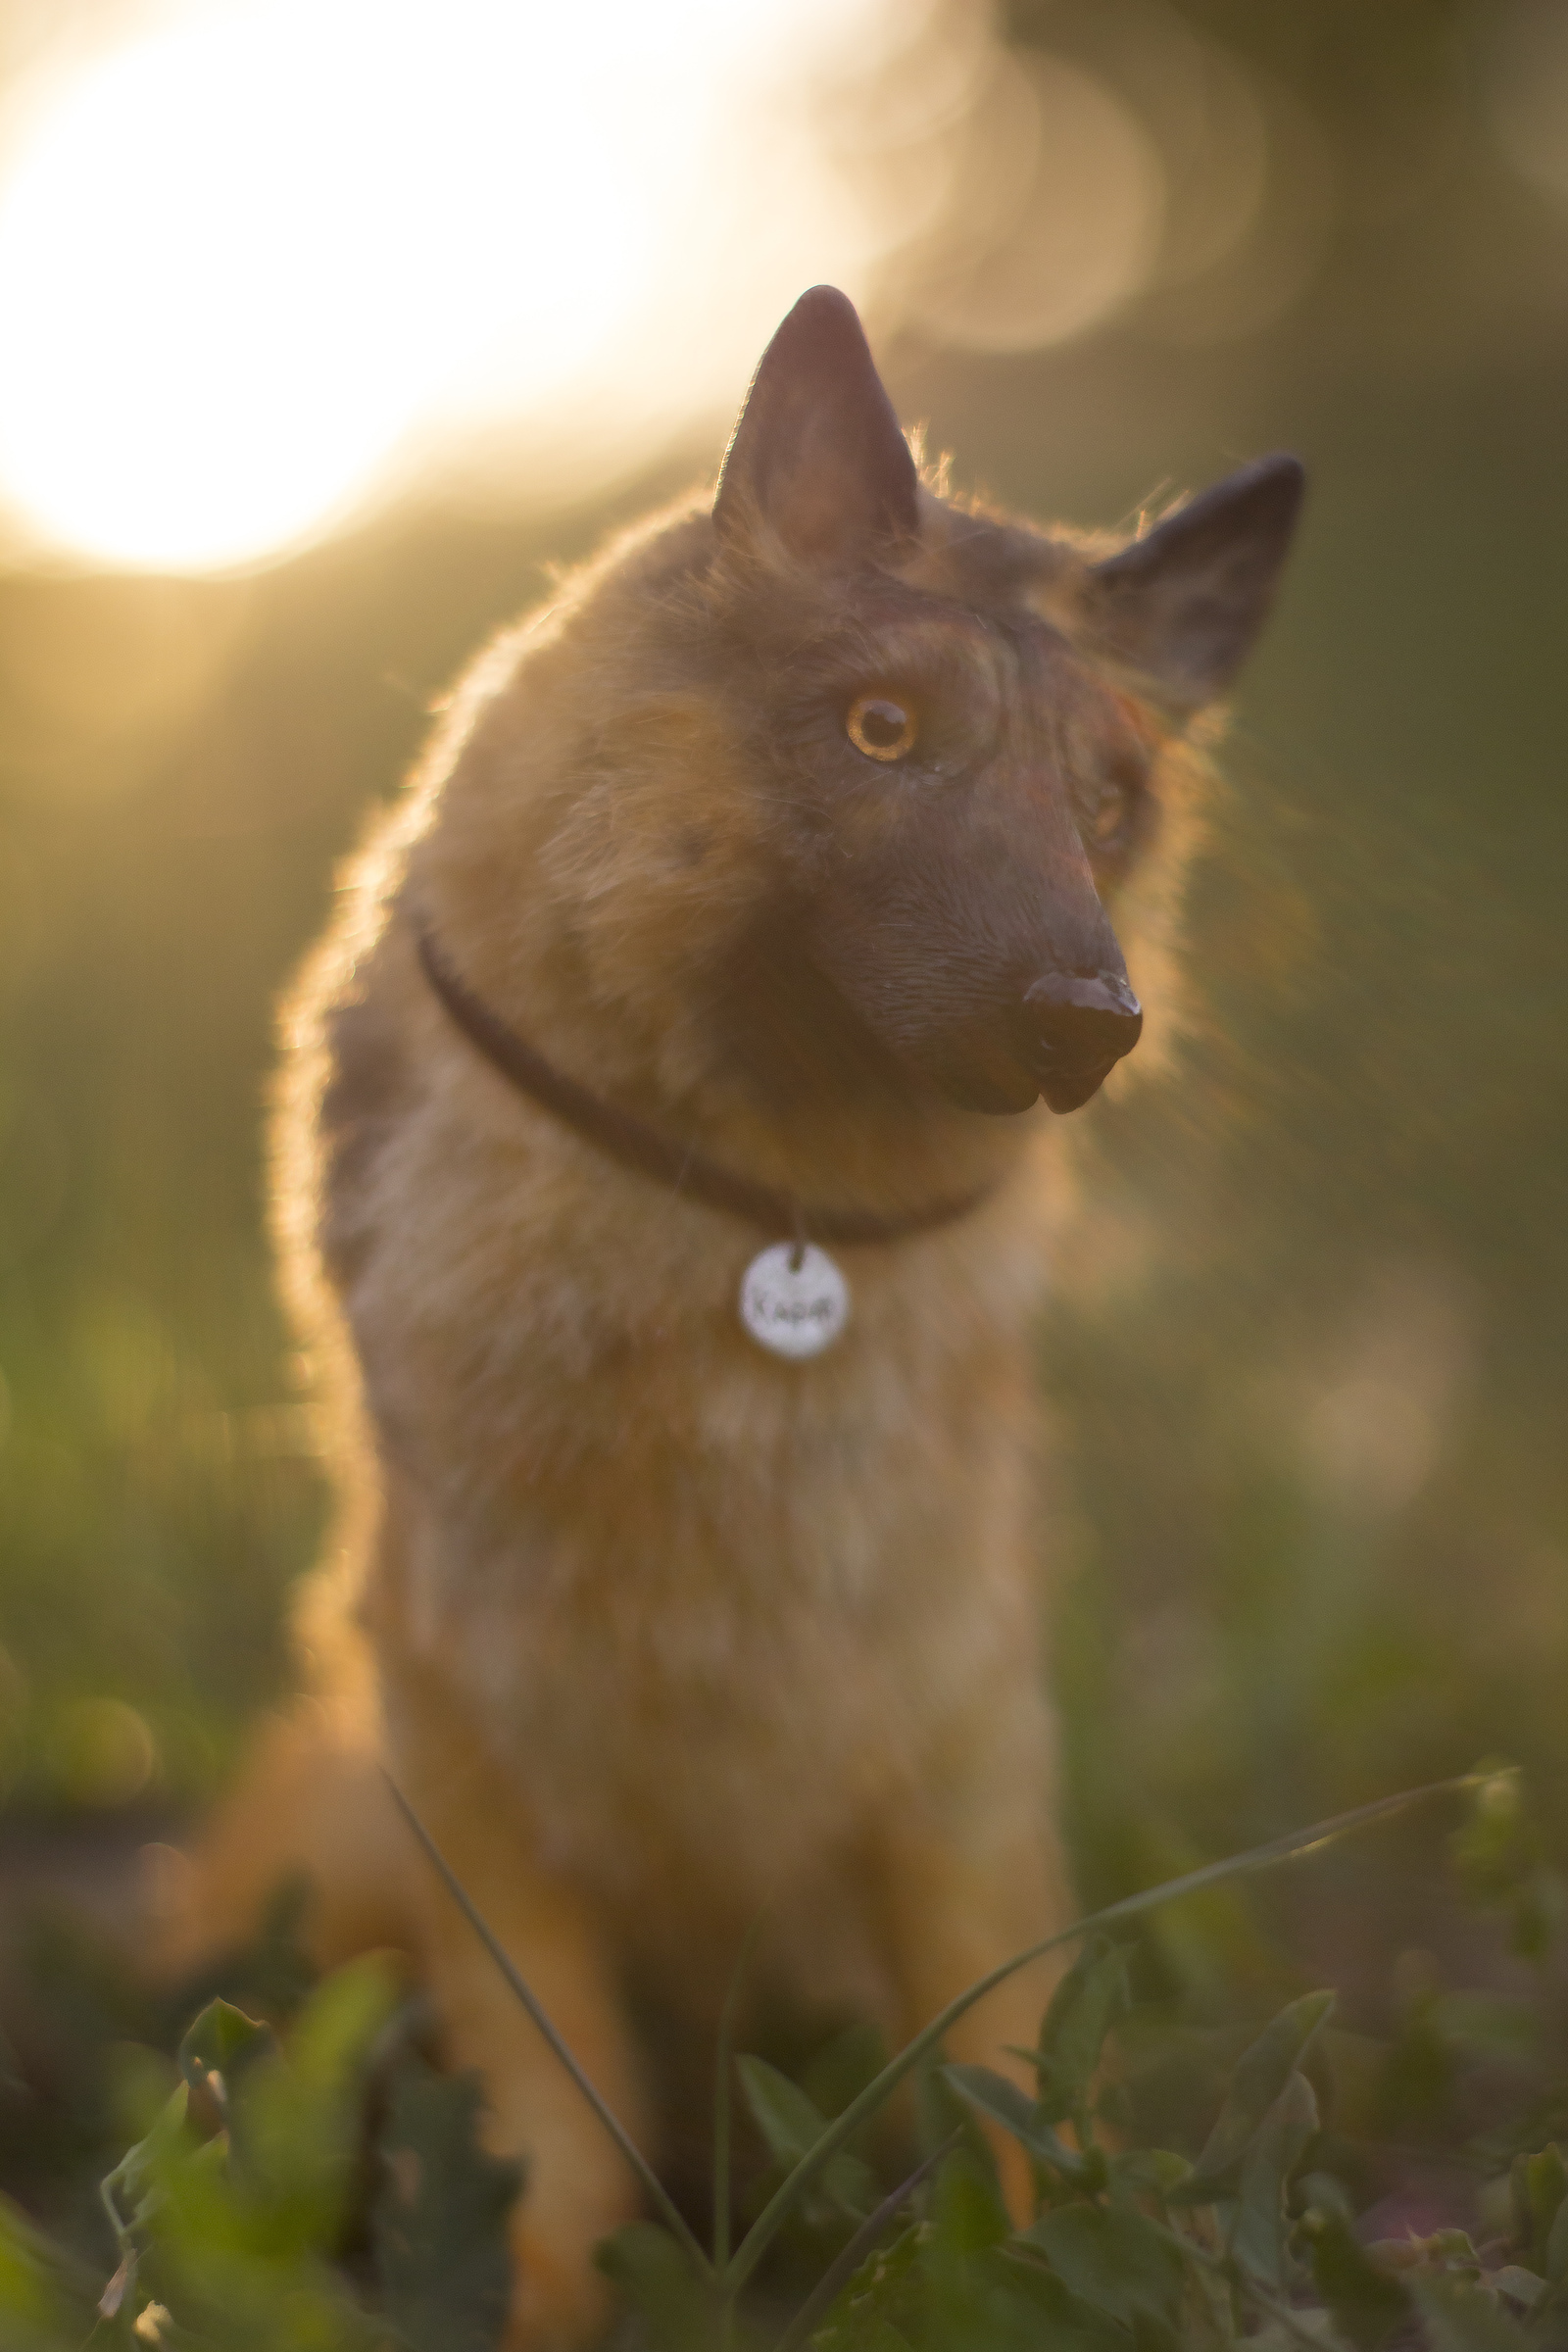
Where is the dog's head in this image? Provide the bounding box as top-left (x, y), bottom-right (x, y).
top-left (694, 286), bottom-right (1302, 1118)
top-left (438, 288), bottom-right (1302, 1137)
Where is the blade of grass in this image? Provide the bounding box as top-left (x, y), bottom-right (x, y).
top-left (721, 1771), bottom-right (1490, 2296)
top-left (713, 1914), bottom-right (765, 2272)
top-left (772, 2128), bottom-right (961, 2352)
top-left (384, 1773), bottom-right (713, 2278)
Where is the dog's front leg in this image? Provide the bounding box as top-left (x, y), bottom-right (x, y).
top-left (870, 1753), bottom-right (1073, 2226)
top-left (390, 1709), bottom-right (648, 2350)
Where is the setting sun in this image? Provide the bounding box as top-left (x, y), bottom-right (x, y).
top-left (0, 0), bottom-right (892, 571)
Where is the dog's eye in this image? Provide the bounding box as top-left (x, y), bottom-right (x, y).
top-left (846, 695), bottom-right (917, 762)
top-left (1082, 779), bottom-right (1129, 850)
top-left (1076, 759), bottom-right (1148, 858)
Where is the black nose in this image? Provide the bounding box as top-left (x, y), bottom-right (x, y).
top-left (1021, 969), bottom-right (1144, 1112)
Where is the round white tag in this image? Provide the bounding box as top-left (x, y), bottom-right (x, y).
top-left (739, 1242), bottom-right (850, 1360)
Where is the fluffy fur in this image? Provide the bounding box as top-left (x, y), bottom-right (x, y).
top-left (160, 289), bottom-right (1300, 2346)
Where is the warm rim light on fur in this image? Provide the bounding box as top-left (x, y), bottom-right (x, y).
top-left (160, 288), bottom-right (1302, 2348)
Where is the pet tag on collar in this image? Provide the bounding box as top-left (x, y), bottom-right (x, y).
top-left (739, 1241), bottom-right (850, 1360)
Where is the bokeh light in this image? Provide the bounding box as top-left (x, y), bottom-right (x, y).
top-left (0, 0), bottom-right (909, 569)
top-left (896, 47), bottom-right (1166, 353)
top-left (0, 0), bottom-right (1317, 574)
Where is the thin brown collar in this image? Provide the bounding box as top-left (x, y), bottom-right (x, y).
top-left (415, 926), bottom-right (995, 1248)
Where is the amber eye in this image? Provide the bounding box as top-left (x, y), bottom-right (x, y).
top-left (1085, 780), bottom-right (1128, 848)
top-left (846, 694), bottom-right (917, 762)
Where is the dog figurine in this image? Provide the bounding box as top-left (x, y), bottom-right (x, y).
top-left (165, 287), bottom-right (1302, 2345)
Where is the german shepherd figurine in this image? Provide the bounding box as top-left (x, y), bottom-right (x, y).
top-left (166, 288), bottom-right (1302, 2344)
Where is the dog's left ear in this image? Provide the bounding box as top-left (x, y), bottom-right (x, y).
top-left (1084, 454), bottom-right (1305, 710)
top-left (714, 286), bottom-right (918, 566)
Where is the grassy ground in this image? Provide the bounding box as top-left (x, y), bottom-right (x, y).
top-left (6, 1772), bottom-right (1568, 2348)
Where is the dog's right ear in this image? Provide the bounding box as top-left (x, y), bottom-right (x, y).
top-left (1082, 454), bottom-right (1306, 711)
top-left (713, 286), bottom-right (919, 568)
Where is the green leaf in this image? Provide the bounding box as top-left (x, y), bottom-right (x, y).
top-left (817, 2323), bottom-right (913, 2352)
top-left (944, 2062), bottom-right (1035, 2141)
top-left (1174, 1991), bottom-right (1334, 2201)
top-left (101, 2082), bottom-right (193, 2235)
top-left (373, 2057), bottom-right (521, 2352)
top-left (1033, 1939), bottom-right (1132, 2127)
top-left (942, 2063), bottom-right (1100, 2188)
top-left (926, 2140), bottom-right (1011, 2260)
top-left (1109, 2150), bottom-right (1193, 2203)
top-left (80, 1964), bottom-right (411, 2352)
top-left (1128, 2311), bottom-right (1186, 2352)
top-left (0, 2196), bottom-right (73, 2352)
top-left (718, 1777), bottom-right (1489, 2309)
top-left (1411, 2275), bottom-right (1534, 2352)
top-left (737, 2055), bottom-right (876, 2215)
top-left (1513, 1866), bottom-right (1568, 1964)
top-left (1027, 2202), bottom-right (1185, 2328)
top-left (996, 2247), bottom-right (1133, 2351)
top-left (176, 1998), bottom-right (278, 2151)
top-left (737, 2052), bottom-right (831, 2166)
top-left (1298, 2170), bottom-right (1354, 2222)
top-left (177, 1996), bottom-right (277, 2091)
top-left (1449, 1771), bottom-right (1566, 1963)
top-left (1450, 1766), bottom-right (1530, 1904)
top-left (285, 1950), bottom-right (400, 2099)
top-left (595, 2223), bottom-right (717, 2352)
top-left (814, 2222), bottom-right (924, 2351)
top-left (1305, 2210), bottom-right (1410, 2352)
top-left (1545, 2190), bottom-right (1568, 2286)
top-left (1229, 2070), bottom-right (1318, 2288)
top-left (1511, 2146), bottom-right (1568, 2275)
top-left (222, 1952), bottom-right (399, 2247)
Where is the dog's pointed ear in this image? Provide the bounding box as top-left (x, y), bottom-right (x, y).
top-left (713, 286), bottom-right (919, 566)
top-left (1084, 454), bottom-right (1305, 710)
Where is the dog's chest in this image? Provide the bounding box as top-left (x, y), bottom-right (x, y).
top-left (346, 1012), bottom-right (1050, 1897)
top-left (375, 1287), bottom-right (1036, 1910)
top-left (390, 1343), bottom-right (1033, 1896)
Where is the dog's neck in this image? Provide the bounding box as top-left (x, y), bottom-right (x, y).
top-left (415, 922), bottom-right (1000, 1246)
top-left (404, 867), bottom-right (1038, 1228)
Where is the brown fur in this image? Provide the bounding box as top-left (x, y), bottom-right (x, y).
top-left (158, 291), bottom-right (1299, 2346)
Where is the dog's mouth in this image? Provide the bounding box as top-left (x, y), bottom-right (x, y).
top-left (1030, 1052), bottom-right (1123, 1114)
top-left (911, 1033), bottom-right (1121, 1116)
top-left (913, 1002), bottom-right (1139, 1118)
top-left (927, 1051), bottom-right (1120, 1118)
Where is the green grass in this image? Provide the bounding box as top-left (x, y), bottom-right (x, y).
top-left (6, 1769), bottom-right (1568, 2350)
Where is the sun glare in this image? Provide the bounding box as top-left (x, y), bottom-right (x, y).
top-left (0, 0), bottom-right (1225, 575)
top-left (0, 0), bottom-right (868, 571)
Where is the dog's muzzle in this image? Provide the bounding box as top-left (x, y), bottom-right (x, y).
top-left (1020, 969), bottom-right (1144, 1112)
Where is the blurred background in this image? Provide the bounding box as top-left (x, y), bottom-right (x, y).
top-left (0, 0), bottom-right (1564, 2024)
